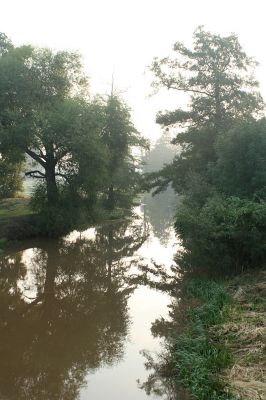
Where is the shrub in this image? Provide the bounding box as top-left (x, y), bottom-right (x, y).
top-left (0, 159), bottom-right (23, 198)
top-left (30, 183), bottom-right (89, 236)
top-left (175, 195), bottom-right (266, 273)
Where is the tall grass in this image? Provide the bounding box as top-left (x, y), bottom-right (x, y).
top-left (173, 279), bottom-right (236, 400)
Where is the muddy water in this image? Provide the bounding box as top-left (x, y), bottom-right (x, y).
top-left (0, 200), bottom-right (178, 400)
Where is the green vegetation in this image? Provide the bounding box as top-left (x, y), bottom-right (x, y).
top-left (148, 26), bottom-right (266, 273)
top-left (214, 270), bottom-right (266, 400)
top-left (145, 27), bottom-right (266, 400)
top-left (0, 198), bottom-right (32, 218)
top-left (0, 24), bottom-right (265, 399)
top-left (172, 280), bottom-right (235, 400)
top-left (0, 157), bottom-right (23, 199)
top-left (102, 94), bottom-right (148, 210)
top-left (175, 195), bottom-right (266, 272)
top-left (0, 33), bottom-right (147, 236)
top-left (146, 273), bottom-right (265, 400)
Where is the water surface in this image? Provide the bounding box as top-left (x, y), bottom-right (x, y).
top-left (0, 201), bottom-right (178, 399)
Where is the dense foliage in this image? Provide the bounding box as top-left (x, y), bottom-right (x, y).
top-left (0, 33), bottom-right (147, 234)
top-left (102, 94), bottom-right (148, 210)
top-left (150, 27), bottom-right (266, 272)
top-left (175, 195), bottom-right (266, 272)
top-left (0, 157), bottom-right (23, 198)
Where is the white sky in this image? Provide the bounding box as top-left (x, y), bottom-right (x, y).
top-left (1, 0), bottom-right (266, 142)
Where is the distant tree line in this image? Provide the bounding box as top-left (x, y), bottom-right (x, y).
top-left (148, 26), bottom-right (266, 272)
top-left (0, 33), bottom-right (148, 234)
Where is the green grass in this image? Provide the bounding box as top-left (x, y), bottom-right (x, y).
top-left (172, 279), bottom-right (236, 400)
top-left (0, 197), bottom-right (33, 218)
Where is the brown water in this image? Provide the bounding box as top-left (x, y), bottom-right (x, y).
top-left (0, 201), bottom-right (178, 400)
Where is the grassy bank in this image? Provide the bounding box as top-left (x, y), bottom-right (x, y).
top-left (0, 197), bottom-right (133, 244)
top-left (172, 279), bottom-right (235, 400)
top-left (0, 197), bottom-right (36, 243)
top-left (171, 270), bottom-right (266, 400)
top-left (0, 198), bottom-right (32, 218)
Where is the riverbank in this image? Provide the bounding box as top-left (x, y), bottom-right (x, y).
top-left (216, 270), bottom-right (266, 400)
top-left (0, 197), bottom-right (133, 247)
top-left (170, 270), bottom-right (266, 400)
top-left (0, 197), bottom-right (38, 244)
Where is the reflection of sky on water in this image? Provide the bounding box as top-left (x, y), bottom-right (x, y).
top-left (0, 202), bottom-right (180, 400)
top-left (17, 248), bottom-right (42, 302)
top-left (82, 285), bottom-right (171, 400)
top-left (81, 207), bottom-right (179, 400)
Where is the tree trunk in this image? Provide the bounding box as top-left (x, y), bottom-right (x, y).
top-left (45, 145), bottom-right (58, 206)
top-left (214, 74), bottom-right (223, 130)
top-left (45, 165), bottom-right (58, 206)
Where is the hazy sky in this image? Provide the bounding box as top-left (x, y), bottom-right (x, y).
top-left (1, 0), bottom-right (266, 142)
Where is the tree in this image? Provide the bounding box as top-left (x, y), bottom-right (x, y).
top-left (213, 118), bottom-right (266, 199)
top-left (152, 26), bottom-right (263, 131)
top-left (0, 35), bottom-right (106, 218)
top-left (148, 27), bottom-right (266, 273)
top-left (142, 132), bottom-right (177, 244)
top-left (102, 94), bottom-right (148, 210)
top-left (0, 33), bottom-right (26, 197)
top-left (143, 130), bottom-right (176, 174)
top-left (148, 27), bottom-right (264, 193)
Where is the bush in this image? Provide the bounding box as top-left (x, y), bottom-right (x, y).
top-left (30, 183), bottom-right (93, 236)
top-left (0, 159), bottom-right (23, 198)
top-left (175, 195), bottom-right (266, 273)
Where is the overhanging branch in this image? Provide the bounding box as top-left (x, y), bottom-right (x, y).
top-left (25, 170), bottom-right (46, 179)
top-left (26, 148), bottom-right (46, 168)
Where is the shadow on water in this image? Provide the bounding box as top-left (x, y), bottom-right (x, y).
top-left (0, 218), bottom-right (148, 400)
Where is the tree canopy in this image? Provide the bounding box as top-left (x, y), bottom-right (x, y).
top-left (0, 33), bottom-right (147, 233)
top-left (102, 93), bottom-right (148, 210)
top-left (148, 26), bottom-right (264, 194)
top-left (152, 26), bottom-right (263, 131)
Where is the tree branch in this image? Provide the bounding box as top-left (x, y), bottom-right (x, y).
top-left (39, 148), bottom-right (47, 161)
top-left (166, 83), bottom-right (211, 96)
top-left (25, 170), bottom-right (46, 179)
top-left (26, 148), bottom-right (46, 168)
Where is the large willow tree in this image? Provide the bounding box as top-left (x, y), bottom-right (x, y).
top-left (0, 34), bottom-right (106, 212)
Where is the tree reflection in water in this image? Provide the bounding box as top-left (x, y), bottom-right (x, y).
top-left (136, 261), bottom-right (192, 400)
top-left (143, 187), bottom-right (177, 246)
top-left (0, 219), bottom-right (147, 400)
